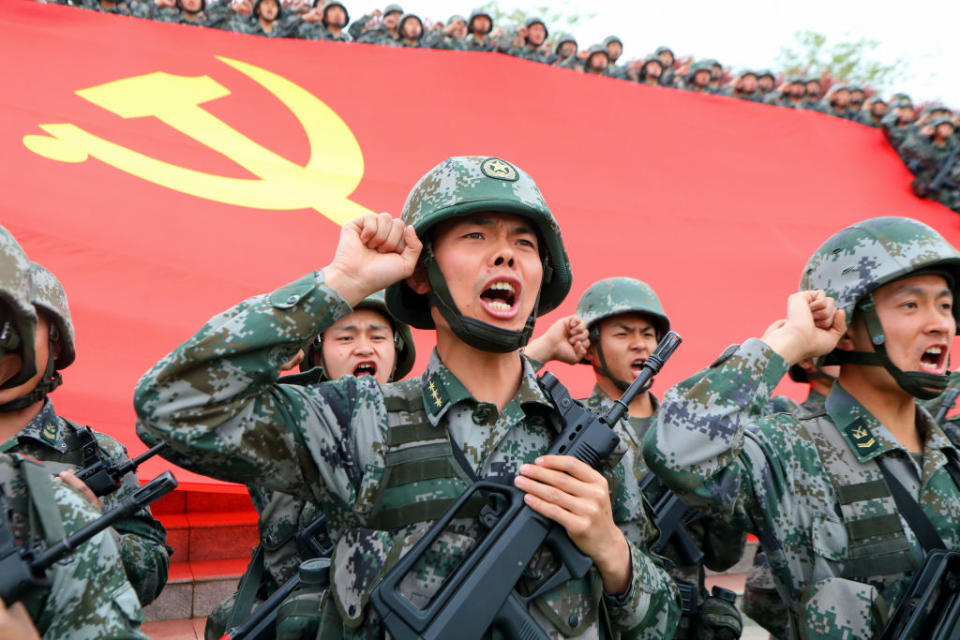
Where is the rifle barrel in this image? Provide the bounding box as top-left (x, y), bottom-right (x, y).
top-left (606, 331), bottom-right (682, 425)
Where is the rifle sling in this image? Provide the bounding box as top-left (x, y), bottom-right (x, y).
top-left (20, 460), bottom-right (65, 547)
top-left (227, 545), bottom-right (266, 629)
top-left (874, 457), bottom-right (946, 553)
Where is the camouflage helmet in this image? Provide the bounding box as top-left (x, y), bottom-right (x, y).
top-left (467, 8), bottom-right (492, 33)
top-left (930, 116), bottom-right (956, 130)
top-left (321, 0), bottom-right (349, 25)
top-left (586, 44), bottom-right (609, 64)
top-left (801, 217), bottom-right (960, 399)
top-left (382, 3), bottom-right (403, 17)
top-left (889, 92), bottom-right (911, 105)
top-left (0, 226), bottom-right (38, 389)
top-left (757, 69), bottom-right (776, 81)
top-left (253, 0), bottom-right (281, 18)
top-left (553, 32), bottom-right (577, 55)
top-left (602, 35), bottom-right (623, 59)
top-left (687, 61), bottom-right (711, 82)
top-left (523, 16), bottom-right (548, 38)
top-left (385, 156), bottom-right (572, 353)
top-left (302, 290), bottom-right (415, 380)
top-left (29, 263), bottom-right (75, 370)
top-left (920, 103), bottom-right (951, 118)
top-left (577, 278), bottom-right (669, 338)
top-left (654, 46), bottom-right (675, 61)
top-left (577, 278), bottom-right (669, 391)
top-left (446, 13), bottom-right (466, 26)
top-left (640, 56), bottom-right (664, 77)
top-left (804, 74), bottom-right (821, 85)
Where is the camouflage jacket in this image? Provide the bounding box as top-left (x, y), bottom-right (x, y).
top-left (0, 454), bottom-right (147, 639)
top-left (135, 272), bottom-right (680, 638)
top-left (297, 22), bottom-right (350, 41)
top-left (229, 13), bottom-right (297, 37)
top-left (461, 33), bottom-right (494, 52)
top-left (1, 400), bottom-right (170, 605)
top-left (583, 387), bottom-right (745, 638)
top-left (857, 111), bottom-right (884, 128)
top-left (506, 44), bottom-right (548, 64)
top-left (646, 339), bottom-right (960, 638)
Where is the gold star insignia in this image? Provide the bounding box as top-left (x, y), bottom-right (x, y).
top-left (429, 381), bottom-right (443, 409)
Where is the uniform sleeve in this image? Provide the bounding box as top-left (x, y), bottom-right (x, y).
top-left (33, 482), bottom-right (149, 640)
top-left (641, 339), bottom-right (794, 527)
top-left (604, 529), bottom-right (681, 638)
top-left (134, 272), bottom-right (363, 502)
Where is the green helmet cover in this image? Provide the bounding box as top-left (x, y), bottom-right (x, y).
top-left (801, 217), bottom-right (960, 399)
top-left (553, 32), bottom-right (576, 55)
top-left (385, 156), bottom-right (572, 353)
top-left (0, 226), bottom-right (38, 389)
top-left (576, 277), bottom-right (669, 391)
top-left (383, 3), bottom-right (403, 16)
top-left (467, 8), bottom-right (492, 33)
top-left (302, 290), bottom-right (416, 381)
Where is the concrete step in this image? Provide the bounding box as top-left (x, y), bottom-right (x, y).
top-left (144, 557), bottom-right (250, 622)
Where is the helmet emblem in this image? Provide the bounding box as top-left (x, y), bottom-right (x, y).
top-left (480, 158), bottom-right (519, 181)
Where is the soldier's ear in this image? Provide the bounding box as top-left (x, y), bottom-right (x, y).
top-left (406, 264), bottom-right (430, 295)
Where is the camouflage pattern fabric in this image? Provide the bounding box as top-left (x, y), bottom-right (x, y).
top-left (506, 44), bottom-right (548, 64)
top-left (583, 386), bottom-right (745, 639)
top-left (298, 21), bottom-right (350, 41)
top-left (135, 273), bottom-right (680, 638)
top-left (645, 339), bottom-right (960, 638)
top-left (461, 33), bottom-right (494, 51)
top-left (1, 400), bottom-right (170, 605)
top-left (0, 454), bottom-right (148, 639)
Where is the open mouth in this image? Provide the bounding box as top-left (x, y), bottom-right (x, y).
top-left (919, 345), bottom-right (948, 375)
top-left (630, 358), bottom-right (647, 378)
top-left (479, 278), bottom-right (520, 319)
top-left (353, 361), bottom-right (378, 377)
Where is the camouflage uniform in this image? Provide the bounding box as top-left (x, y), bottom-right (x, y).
top-left (0, 263), bottom-right (171, 605)
top-left (646, 217), bottom-right (960, 639)
top-left (297, 1), bottom-right (351, 41)
top-left (348, 3), bottom-right (401, 44)
top-left (0, 454), bottom-right (148, 639)
top-left (137, 156), bottom-right (679, 638)
top-left (506, 17), bottom-right (549, 64)
top-left (461, 8), bottom-right (494, 52)
top-left (576, 278), bottom-right (745, 640)
top-left (654, 47), bottom-right (677, 88)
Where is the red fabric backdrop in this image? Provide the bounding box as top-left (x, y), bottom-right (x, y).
top-left (3, 2), bottom-right (957, 485)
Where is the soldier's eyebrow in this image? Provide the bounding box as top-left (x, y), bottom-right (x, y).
top-left (891, 285), bottom-right (952, 298)
top-left (329, 322), bottom-right (392, 333)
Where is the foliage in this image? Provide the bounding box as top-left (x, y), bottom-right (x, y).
top-left (478, 1), bottom-right (596, 34)
top-left (777, 30), bottom-right (906, 90)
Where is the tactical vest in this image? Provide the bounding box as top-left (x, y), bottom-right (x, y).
top-left (327, 380), bottom-right (603, 638)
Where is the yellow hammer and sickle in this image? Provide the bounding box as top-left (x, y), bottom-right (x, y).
top-left (22, 57), bottom-right (373, 226)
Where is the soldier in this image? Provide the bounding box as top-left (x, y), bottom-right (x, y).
top-left (655, 46), bottom-right (677, 87)
top-left (819, 83), bottom-right (851, 118)
top-left (904, 117), bottom-right (958, 208)
top-left (0, 261), bottom-right (171, 606)
top-left (882, 97), bottom-right (916, 153)
top-left (682, 62), bottom-right (713, 94)
top-left (848, 85), bottom-right (866, 118)
top-left (646, 216), bottom-right (960, 638)
top-left (425, 14), bottom-right (466, 50)
top-left (857, 95), bottom-right (888, 128)
top-left (204, 291), bottom-right (416, 640)
top-left (772, 76), bottom-right (808, 109)
top-left (0, 228), bottom-right (147, 639)
top-left (703, 59), bottom-right (726, 94)
top-left (506, 16), bottom-right (549, 63)
top-left (230, 0), bottom-right (291, 37)
top-left (136, 155), bottom-right (680, 637)
top-left (392, 13), bottom-right (423, 47)
top-left (298, 0), bottom-right (350, 42)
top-left (602, 35), bottom-right (628, 79)
top-left (636, 56), bottom-right (667, 87)
top-left (462, 7), bottom-right (494, 51)
top-left (729, 70), bottom-right (763, 102)
top-left (802, 76), bottom-right (824, 112)
top-left (351, 3), bottom-right (402, 44)
top-left (527, 278), bottom-right (746, 639)
top-left (583, 45), bottom-right (614, 77)
top-left (550, 32), bottom-right (579, 68)
top-left (756, 70), bottom-right (776, 99)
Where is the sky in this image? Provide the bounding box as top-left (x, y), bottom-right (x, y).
top-left (349, 0), bottom-right (960, 106)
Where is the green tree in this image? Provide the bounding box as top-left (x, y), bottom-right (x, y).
top-left (777, 30), bottom-right (906, 89)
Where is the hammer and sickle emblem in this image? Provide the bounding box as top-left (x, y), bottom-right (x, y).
top-left (22, 57), bottom-right (373, 226)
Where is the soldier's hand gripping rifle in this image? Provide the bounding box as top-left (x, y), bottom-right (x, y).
top-left (879, 549), bottom-right (960, 640)
top-left (370, 332), bottom-right (682, 640)
top-left (0, 471), bottom-right (178, 605)
top-left (74, 426), bottom-right (169, 497)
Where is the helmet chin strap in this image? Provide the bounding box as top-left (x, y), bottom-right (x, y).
top-left (421, 243), bottom-right (537, 354)
top-left (0, 334), bottom-right (62, 413)
top-left (589, 326), bottom-right (652, 394)
top-left (833, 295), bottom-right (949, 401)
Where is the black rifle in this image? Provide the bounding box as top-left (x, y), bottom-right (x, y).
top-left (930, 144), bottom-right (960, 194)
top-left (879, 549), bottom-right (960, 640)
top-left (222, 513), bottom-right (336, 640)
top-left (639, 473), bottom-right (704, 566)
top-left (934, 387), bottom-right (960, 425)
top-left (0, 470), bottom-right (177, 605)
top-left (75, 426), bottom-right (168, 497)
top-left (370, 332), bottom-right (682, 640)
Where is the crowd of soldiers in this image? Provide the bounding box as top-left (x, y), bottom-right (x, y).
top-left (4, 152), bottom-right (960, 640)
top-left (43, 0), bottom-right (960, 215)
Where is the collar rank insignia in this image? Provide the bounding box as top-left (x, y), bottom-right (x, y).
top-left (480, 157), bottom-right (519, 182)
top-left (40, 421), bottom-right (59, 446)
top-left (425, 374), bottom-right (448, 415)
top-left (846, 418), bottom-right (879, 455)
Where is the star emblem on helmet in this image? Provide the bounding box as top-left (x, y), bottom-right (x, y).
top-left (480, 158), bottom-right (519, 181)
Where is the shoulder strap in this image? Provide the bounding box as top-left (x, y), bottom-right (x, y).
top-left (227, 545), bottom-right (266, 629)
top-left (873, 457), bottom-right (946, 553)
top-left (20, 459), bottom-right (66, 546)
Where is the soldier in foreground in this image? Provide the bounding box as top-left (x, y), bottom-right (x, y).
top-left (201, 291), bottom-right (416, 639)
top-left (646, 217), bottom-right (960, 638)
top-left (0, 228), bottom-right (147, 639)
top-left (0, 259), bottom-right (169, 606)
top-left (136, 156), bottom-right (680, 637)
top-left (528, 278), bottom-right (745, 639)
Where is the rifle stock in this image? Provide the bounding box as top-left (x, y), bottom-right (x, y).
top-left (880, 549), bottom-right (960, 640)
